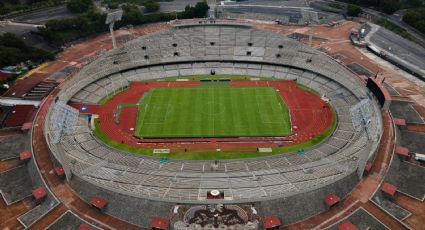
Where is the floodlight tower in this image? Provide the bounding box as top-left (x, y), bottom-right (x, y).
top-left (105, 10), bottom-right (123, 49)
top-left (302, 10), bottom-right (318, 47)
top-left (208, 0), bottom-right (216, 19)
top-left (309, 25), bottom-right (314, 47)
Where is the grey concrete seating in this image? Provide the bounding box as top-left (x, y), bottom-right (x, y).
top-left (0, 166), bottom-right (33, 204)
top-left (0, 133), bottom-right (30, 160)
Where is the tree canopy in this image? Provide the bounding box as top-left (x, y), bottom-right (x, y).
top-left (67, 0), bottom-right (93, 13)
top-left (38, 1), bottom-right (209, 46)
top-left (336, 0), bottom-right (423, 14)
top-left (346, 4), bottom-right (362, 16)
top-left (144, 0), bottom-right (160, 13)
top-left (403, 8), bottom-right (425, 34)
top-left (0, 33), bottom-right (54, 67)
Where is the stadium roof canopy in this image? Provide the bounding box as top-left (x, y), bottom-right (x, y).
top-left (338, 220), bottom-right (358, 230)
top-left (324, 193), bottom-right (340, 207)
top-left (19, 150), bottom-right (32, 161)
top-left (150, 217), bottom-right (169, 230)
top-left (32, 186), bottom-right (47, 200)
top-left (381, 182), bottom-right (397, 197)
top-left (263, 215), bottom-right (281, 229)
top-left (393, 118), bottom-right (406, 126)
top-left (395, 146), bottom-right (409, 156)
top-left (77, 224), bottom-right (93, 230)
top-left (90, 196), bottom-right (108, 210)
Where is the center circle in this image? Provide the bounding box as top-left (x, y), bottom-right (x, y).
top-left (202, 102), bottom-right (226, 116)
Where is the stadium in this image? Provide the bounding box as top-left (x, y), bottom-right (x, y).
top-left (2, 2), bottom-right (425, 230)
top-left (40, 20), bottom-right (384, 228)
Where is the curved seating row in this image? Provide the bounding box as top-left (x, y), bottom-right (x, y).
top-left (44, 25), bottom-right (382, 203)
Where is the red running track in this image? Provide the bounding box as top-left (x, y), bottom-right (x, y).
top-left (70, 80), bottom-right (333, 150)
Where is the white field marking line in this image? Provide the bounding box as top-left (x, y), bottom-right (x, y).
top-left (256, 94), bottom-right (286, 125)
top-left (138, 91), bottom-right (153, 132)
top-left (212, 87), bottom-right (215, 136)
top-left (143, 104), bottom-right (173, 125)
top-left (139, 89), bottom-right (171, 134)
top-left (141, 91), bottom-right (182, 135)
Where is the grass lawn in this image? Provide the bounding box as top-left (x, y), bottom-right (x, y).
top-left (134, 86), bottom-right (291, 138)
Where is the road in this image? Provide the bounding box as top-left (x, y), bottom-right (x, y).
top-left (158, 0), bottom-right (200, 13)
top-left (221, 0), bottom-right (308, 7)
top-left (310, 0), bottom-right (425, 46)
top-left (362, 8), bottom-right (425, 46)
top-left (0, 22), bottom-right (38, 36)
top-left (370, 27), bottom-right (425, 70)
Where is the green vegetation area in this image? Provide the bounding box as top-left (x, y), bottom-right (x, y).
top-left (403, 8), bottom-right (425, 35)
top-left (375, 19), bottom-right (425, 48)
top-left (329, 2), bottom-right (345, 10)
top-left (67, 0), bottom-right (93, 13)
top-left (346, 4), bottom-right (362, 17)
top-left (336, 0), bottom-right (423, 14)
top-left (134, 86), bottom-right (291, 138)
top-left (105, 0), bottom-right (161, 13)
top-left (92, 77), bottom-right (337, 160)
top-left (0, 0), bottom-right (65, 16)
top-left (36, 1), bottom-right (209, 46)
top-left (0, 33), bottom-right (54, 67)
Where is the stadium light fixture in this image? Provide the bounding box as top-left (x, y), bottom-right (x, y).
top-left (105, 10), bottom-right (123, 49)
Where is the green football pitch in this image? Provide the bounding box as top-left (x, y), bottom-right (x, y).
top-left (134, 86), bottom-right (291, 138)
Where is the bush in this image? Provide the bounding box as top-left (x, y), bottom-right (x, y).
top-left (144, 0), bottom-right (159, 13)
top-left (108, 2), bottom-right (119, 9)
top-left (67, 0), bottom-right (93, 13)
top-left (403, 8), bottom-right (425, 34)
top-left (346, 4), bottom-right (362, 16)
top-left (0, 33), bottom-right (54, 66)
top-left (37, 10), bottom-right (108, 45)
top-left (38, 1), bottom-right (210, 46)
top-left (181, 1), bottom-right (209, 18)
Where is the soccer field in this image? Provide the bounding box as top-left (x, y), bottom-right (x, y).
top-left (134, 86), bottom-right (291, 138)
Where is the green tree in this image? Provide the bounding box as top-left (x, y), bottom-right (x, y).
top-left (403, 8), bottom-right (425, 34)
top-left (346, 4), bottom-right (362, 16)
top-left (108, 2), bottom-right (119, 9)
top-left (144, 0), bottom-right (159, 13)
top-left (0, 33), bottom-right (54, 66)
top-left (400, 0), bottom-right (423, 9)
top-left (67, 0), bottom-right (93, 13)
top-left (181, 1), bottom-right (209, 18)
top-left (121, 4), bottom-right (144, 25)
top-left (37, 1), bottom-right (210, 46)
top-left (380, 0), bottom-right (401, 14)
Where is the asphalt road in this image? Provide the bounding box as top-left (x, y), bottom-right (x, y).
top-left (311, 0), bottom-right (425, 46)
top-left (222, 0), bottom-right (308, 7)
top-left (12, 5), bottom-right (74, 25)
top-left (222, 6), bottom-right (303, 17)
top-left (0, 23), bottom-right (37, 36)
top-left (371, 27), bottom-right (425, 70)
top-left (159, 0), bottom-right (200, 13)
